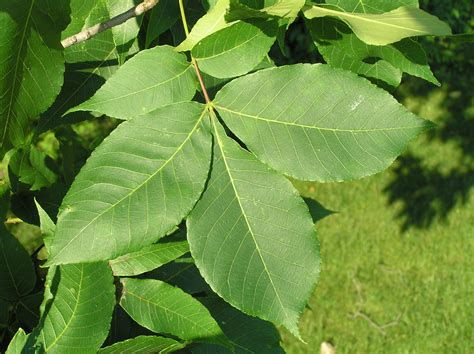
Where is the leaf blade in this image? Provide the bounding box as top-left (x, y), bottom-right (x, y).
top-left (98, 335), bottom-right (184, 353)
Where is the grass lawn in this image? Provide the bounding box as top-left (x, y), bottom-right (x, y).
top-left (280, 78), bottom-right (474, 353)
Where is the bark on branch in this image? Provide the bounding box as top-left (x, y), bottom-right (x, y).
top-left (61, 0), bottom-right (160, 49)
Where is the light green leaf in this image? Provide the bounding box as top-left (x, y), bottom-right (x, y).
top-left (6, 328), bottom-right (28, 354)
top-left (214, 64), bottom-right (432, 182)
top-left (0, 1), bottom-right (69, 154)
top-left (226, 0), bottom-right (305, 21)
top-left (99, 335), bottom-right (184, 353)
top-left (306, 0), bottom-right (439, 87)
top-left (187, 118), bottom-right (320, 337)
top-left (192, 20), bottom-right (278, 78)
top-left (176, 0), bottom-right (231, 52)
top-left (110, 238), bottom-right (190, 276)
top-left (48, 102), bottom-right (212, 265)
top-left (303, 5), bottom-right (451, 45)
top-left (146, 0), bottom-right (181, 47)
top-left (120, 278), bottom-right (227, 345)
top-left (0, 227), bottom-right (36, 301)
top-left (35, 200), bottom-right (56, 252)
top-left (70, 46), bottom-right (197, 119)
top-left (37, 263), bottom-right (115, 353)
top-left (107, 0), bottom-right (143, 64)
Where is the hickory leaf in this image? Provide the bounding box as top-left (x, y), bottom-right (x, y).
top-left (214, 64), bottom-right (432, 182)
top-left (187, 118), bottom-right (320, 337)
top-left (70, 46), bottom-right (198, 119)
top-left (120, 278), bottom-right (227, 345)
top-left (303, 5), bottom-right (451, 45)
top-left (98, 336), bottom-right (184, 353)
top-left (48, 102), bottom-right (212, 265)
top-left (226, 0), bottom-right (305, 21)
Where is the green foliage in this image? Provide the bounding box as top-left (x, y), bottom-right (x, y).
top-left (0, 0), bottom-right (458, 352)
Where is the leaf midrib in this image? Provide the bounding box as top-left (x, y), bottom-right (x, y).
top-left (51, 107), bottom-right (208, 262)
top-left (211, 118), bottom-right (291, 325)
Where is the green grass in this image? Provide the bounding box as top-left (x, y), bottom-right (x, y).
top-left (281, 81), bottom-right (474, 353)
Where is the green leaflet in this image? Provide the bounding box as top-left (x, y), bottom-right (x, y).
top-left (0, 227), bottom-right (36, 301)
top-left (120, 278), bottom-right (227, 345)
top-left (6, 328), bottom-right (28, 354)
top-left (214, 64), bottom-right (432, 182)
top-left (187, 118), bottom-right (320, 337)
top-left (306, 0), bottom-right (439, 87)
top-left (70, 46), bottom-right (198, 119)
top-left (303, 5), bottom-right (451, 45)
top-left (191, 296), bottom-right (284, 353)
top-left (98, 335), bottom-right (184, 353)
top-left (36, 263), bottom-right (115, 353)
top-left (0, 0), bottom-right (69, 154)
top-left (192, 20), bottom-right (278, 78)
top-left (146, 0), bottom-right (181, 47)
top-left (48, 102), bottom-right (212, 265)
top-left (226, 0), bottom-right (305, 21)
top-left (110, 239), bottom-right (190, 276)
top-left (176, 0), bottom-right (231, 52)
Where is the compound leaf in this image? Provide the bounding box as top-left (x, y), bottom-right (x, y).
top-left (98, 335), bottom-right (184, 353)
top-left (37, 263), bottom-right (115, 353)
top-left (70, 46), bottom-right (198, 119)
top-left (214, 64), bottom-right (432, 182)
top-left (48, 102), bottom-right (211, 265)
top-left (192, 20), bottom-right (278, 78)
top-left (187, 119), bottom-right (320, 337)
top-left (303, 5), bottom-right (451, 46)
top-left (0, 0), bottom-right (69, 154)
top-left (120, 278), bottom-right (226, 345)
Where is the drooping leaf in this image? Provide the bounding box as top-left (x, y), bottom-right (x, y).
top-left (107, 0), bottom-right (143, 64)
top-left (17, 292), bottom-right (43, 330)
top-left (226, 0), bottom-right (305, 21)
top-left (303, 5), bottom-right (451, 46)
top-left (176, 0), bottom-right (231, 52)
top-left (48, 102), bottom-right (212, 265)
top-left (99, 335), bottom-right (184, 353)
top-left (192, 20), bottom-right (278, 78)
top-left (109, 238), bottom-right (190, 276)
top-left (187, 118), bottom-right (320, 337)
top-left (6, 328), bottom-right (28, 354)
top-left (0, 227), bottom-right (36, 301)
top-left (120, 278), bottom-right (227, 345)
top-left (0, 0), bottom-right (69, 154)
top-left (146, 0), bottom-right (181, 47)
top-left (190, 296), bottom-right (284, 353)
top-left (36, 263), bottom-right (115, 353)
top-left (303, 198), bottom-right (335, 223)
top-left (214, 64), bottom-right (432, 182)
top-left (70, 46), bottom-right (198, 119)
top-left (306, 0), bottom-right (439, 87)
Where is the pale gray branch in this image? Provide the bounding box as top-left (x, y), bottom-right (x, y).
top-left (61, 0), bottom-right (160, 49)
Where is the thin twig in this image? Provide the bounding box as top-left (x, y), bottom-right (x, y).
top-left (61, 0), bottom-right (160, 49)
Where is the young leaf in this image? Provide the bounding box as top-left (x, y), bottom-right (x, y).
top-left (36, 263), bottom-right (115, 353)
top-left (187, 119), bottom-right (320, 337)
top-left (0, 227), bottom-right (36, 301)
top-left (48, 102), bottom-right (212, 265)
top-left (226, 0), bottom-right (305, 21)
top-left (98, 335), bottom-right (184, 353)
top-left (120, 278), bottom-right (227, 345)
top-left (0, 1), bottom-right (69, 154)
top-left (192, 20), bottom-right (278, 78)
top-left (69, 46), bottom-right (198, 119)
top-left (303, 5), bottom-right (451, 45)
top-left (176, 0), bottom-right (231, 52)
top-left (6, 328), bottom-right (28, 354)
top-left (305, 0), bottom-right (439, 87)
top-left (214, 64), bottom-right (432, 182)
top-left (109, 239), bottom-right (190, 276)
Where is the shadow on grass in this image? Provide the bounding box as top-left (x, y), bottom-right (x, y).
top-left (383, 40), bottom-right (474, 231)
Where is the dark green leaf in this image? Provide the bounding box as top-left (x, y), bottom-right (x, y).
top-left (99, 335), bottom-right (184, 353)
top-left (17, 292), bottom-right (42, 330)
top-left (146, 0), bottom-right (181, 47)
top-left (303, 198), bottom-right (335, 223)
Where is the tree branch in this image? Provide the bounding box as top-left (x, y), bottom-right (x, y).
top-left (61, 0), bottom-right (160, 49)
